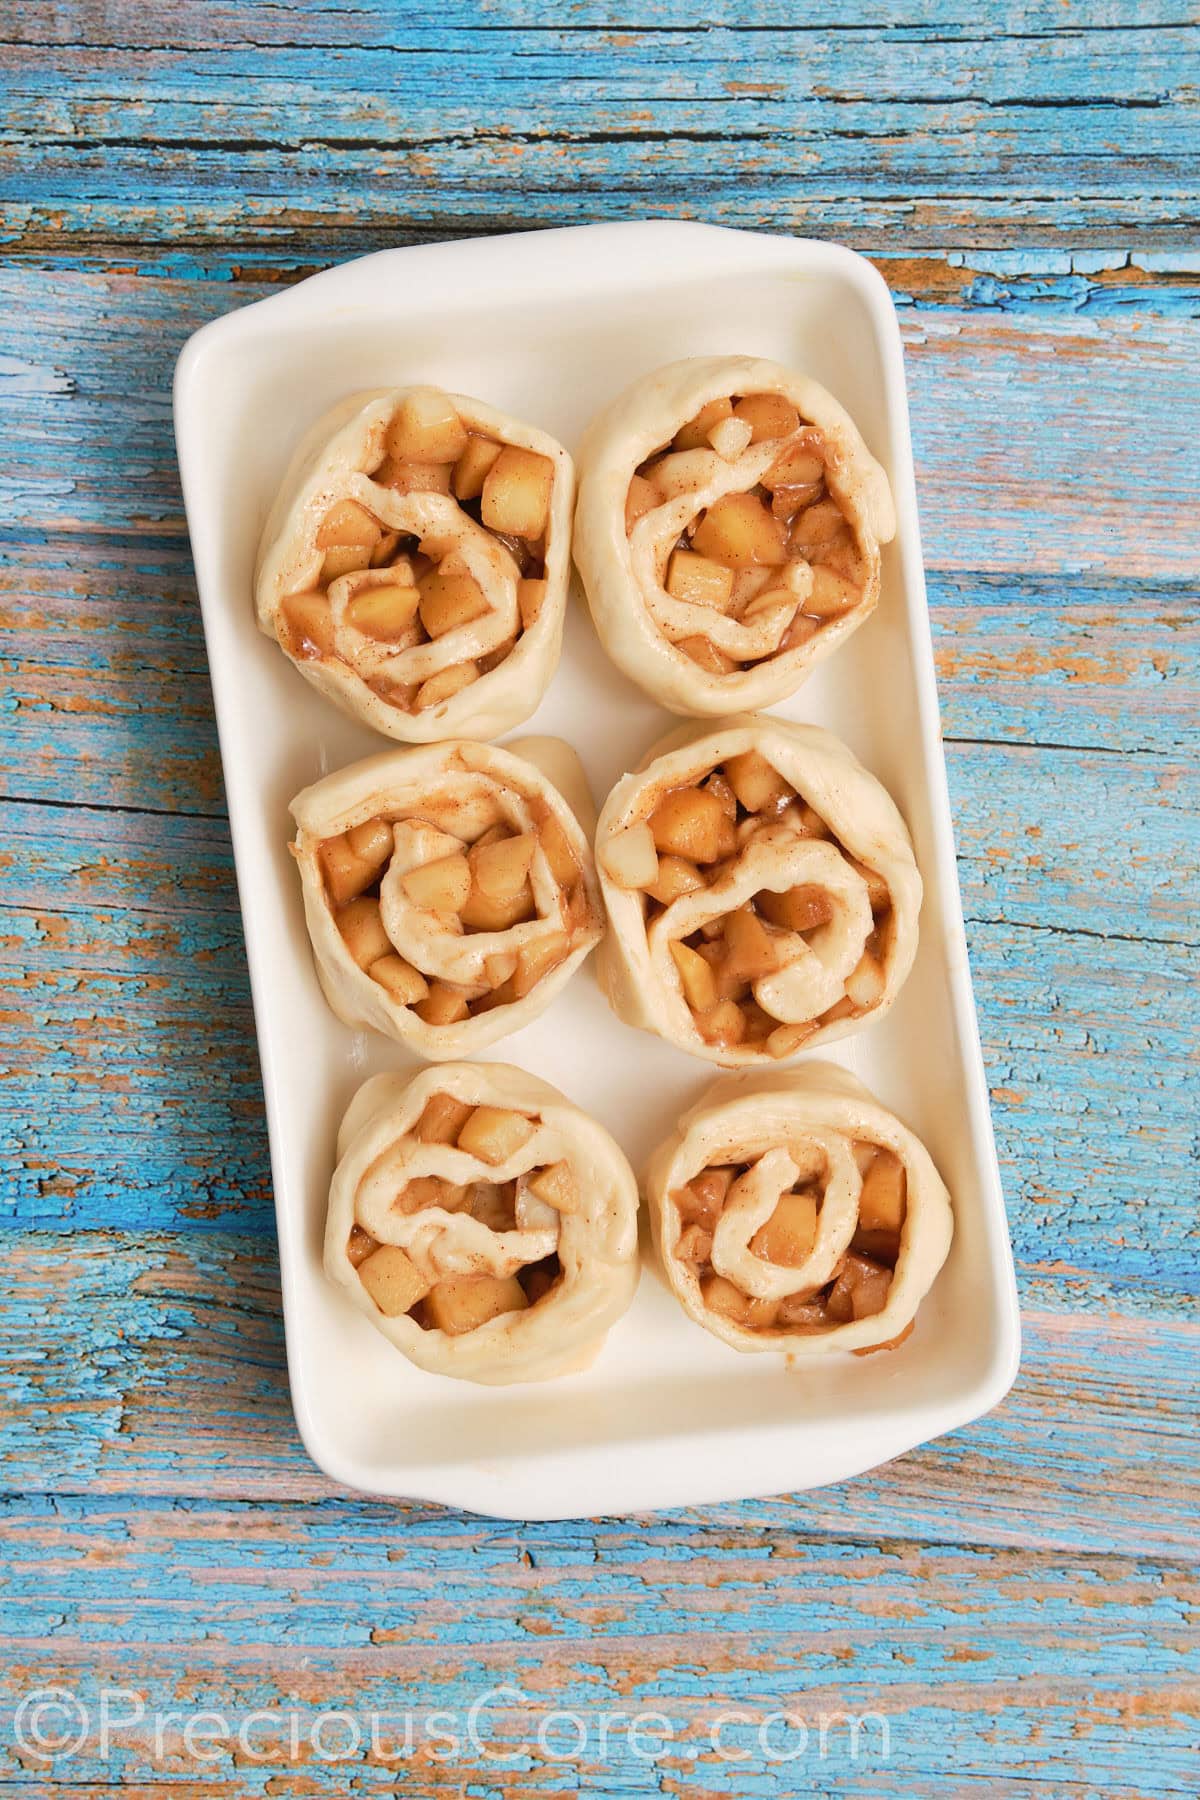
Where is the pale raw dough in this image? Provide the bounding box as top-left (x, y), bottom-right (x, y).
top-left (291, 736), bottom-right (603, 1058)
top-left (256, 386), bottom-right (574, 741)
top-left (595, 716), bottom-right (921, 1065)
top-left (574, 355), bottom-right (895, 715)
top-left (327, 1063), bottom-right (640, 1383)
top-left (644, 1063), bottom-right (953, 1356)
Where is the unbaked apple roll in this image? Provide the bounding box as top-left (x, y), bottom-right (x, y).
top-left (645, 1064), bottom-right (952, 1356)
top-left (256, 385), bottom-right (573, 740)
top-left (574, 355), bottom-right (894, 714)
top-left (291, 737), bottom-right (603, 1057)
top-left (595, 717), bottom-right (920, 1065)
top-left (326, 1063), bottom-right (640, 1383)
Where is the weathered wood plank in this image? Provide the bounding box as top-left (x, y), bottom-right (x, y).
top-left (0, 1508), bottom-right (1192, 1794)
top-left (3, 0), bottom-right (1188, 45)
top-left (932, 576), bottom-right (1196, 757)
top-left (0, 1506), bottom-right (1193, 1797)
top-left (3, 268), bottom-right (1199, 581)
top-left (2, 2), bottom-right (1196, 263)
top-left (0, 1231), bottom-right (1196, 1561)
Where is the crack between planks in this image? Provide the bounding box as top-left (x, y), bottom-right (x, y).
top-left (943, 734), bottom-right (1189, 762)
top-left (0, 791), bottom-right (227, 825)
top-left (963, 912), bottom-right (1198, 952)
top-left (1, 19), bottom-right (1195, 51)
top-left (0, 1483), bottom-right (1194, 1571)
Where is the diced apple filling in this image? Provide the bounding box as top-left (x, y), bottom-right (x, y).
top-left (666, 550), bottom-right (735, 611)
top-left (316, 498), bottom-right (382, 551)
top-left (358, 1244), bottom-right (430, 1317)
top-left (603, 822), bottom-right (659, 890)
top-left (418, 569), bottom-right (490, 638)
top-left (453, 433), bottom-right (504, 500)
top-left (424, 1274), bottom-right (528, 1335)
top-left (627, 392), bottom-right (866, 675)
top-left (527, 1160), bottom-right (579, 1214)
top-left (337, 896), bottom-right (393, 967)
top-left (678, 1145), bottom-right (904, 1341)
top-left (319, 818), bottom-right (394, 905)
top-left (387, 389), bottom-right (470, 464)
top-left (673, 396), bottom-right (733, 450)
top-left (346, 583), bottom-right (421, 640)
top-left (750, 1189), bottom-right (819, 1266)
top-left (692, 493), bottom-right (787, 569)
top-left (281, 591), bottom-right (336, 658)
top-left (414, 1092), bottom-right (476, 1144)
top-left (347, 1224), bottom-right (378, 1267)
top-left (647, 786), bottom-right (734, 864)
top-left (456, 1105), bottom-right (536, 1167)
top-left (414, 982), bottom-right (470, 1026)
top-left (481, 447), bottom-right (554, 540)
top-left (317, 789), bottom-right (590, 1028)
top-left (702, 1275), bottom-right (779, 1330)
top-left (613, 752), bottom-right (894, 1052)
top-left (416, 662), bottom-right (479, 711)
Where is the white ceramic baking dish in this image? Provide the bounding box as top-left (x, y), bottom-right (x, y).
top-left (174, 221), bottom-right (1020, 1518)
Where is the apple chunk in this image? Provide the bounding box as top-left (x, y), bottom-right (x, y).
top-left (337, 897), bottom-right (392, 968)
top-left (602, 822), bottom-right (659, 890)
top-left (386, 388), bottom-right (469, 463)
top-left (702, 1274), bottom-right (778, 1329)
top-left (316, 498), bottom-right (381, 550)
top-left (648, 786), bottom-right (727, 863)
top-left (415, 662), bottom-right (478, 710)
top-left (733, 393), bottom-right (801, 442)
top-left (401, 852), bottom-right (471, 914)
top-left (723, 749), bottom-right (794, 814)
top-left (645, 855), bottom-right (705, 906)
top-left (281, 591), bottom-right (335, 658)
top-left (424, 1274), bottom-right (528, 1335)
top-left (691, 493), bottom-right (787, 568)
top-left (756, 884), bottom-right (834, 933)
top-left (418, 570), bottom-right (490, 638)
top-left (527, 1160), bottom-right (579, 1214)
top-left (346, 583), bottom-right (421, 640)
top-left (673, 396), bottom-right (733, 450)
top-left (370, 954), bottom-right (429, 1004)
top-left (481, 447), bottom-right (554, 540)
top-left (517, 579), bottom-right (547, 630)
top-left (472, 832), bottom-right (537, 902)
top-left (414, 982), bottom-right (470, 1026)
top-left (358, 1244), bottom-right (430, 1317)
top-left (722, 907), bottom-right (782, 982)
top-left (414, 1092), bottom-right (476, 1144)
top-left (857, 1148), bottom-right (907, 1233)
top-left (665, 550), bottom-right (735, 611)
top-left (452, 433), bottom-right (503, 500)
top-left (513, 930), bottom-right (570, 998)
top-left (319, 827), bottom-right (392, 905)
top-left (669, 940), bottom-right (718, 1012)
top-left (750, 1190), bottom-right (818, 1266)
top-left (457, 1105), bottom-right (536, 1166)
top-left (826, 1252), bottom-right (891, 1323)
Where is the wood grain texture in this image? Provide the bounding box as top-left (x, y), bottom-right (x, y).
top-left (2, 1231), bottom-right (1196, 1562)
top-left (1, 6), bottom-right (1197, 1793)
top-left (0, 1492), bottom-right (1195, 1795)
top-left (1, 1), bottom-right (1197, 262)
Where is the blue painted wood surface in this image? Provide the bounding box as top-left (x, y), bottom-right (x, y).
top-left (0, 5), bottom-right (1196, 1794)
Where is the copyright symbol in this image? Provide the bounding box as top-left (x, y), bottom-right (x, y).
top-left (13, 1688), bottom-right (88, 1759)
